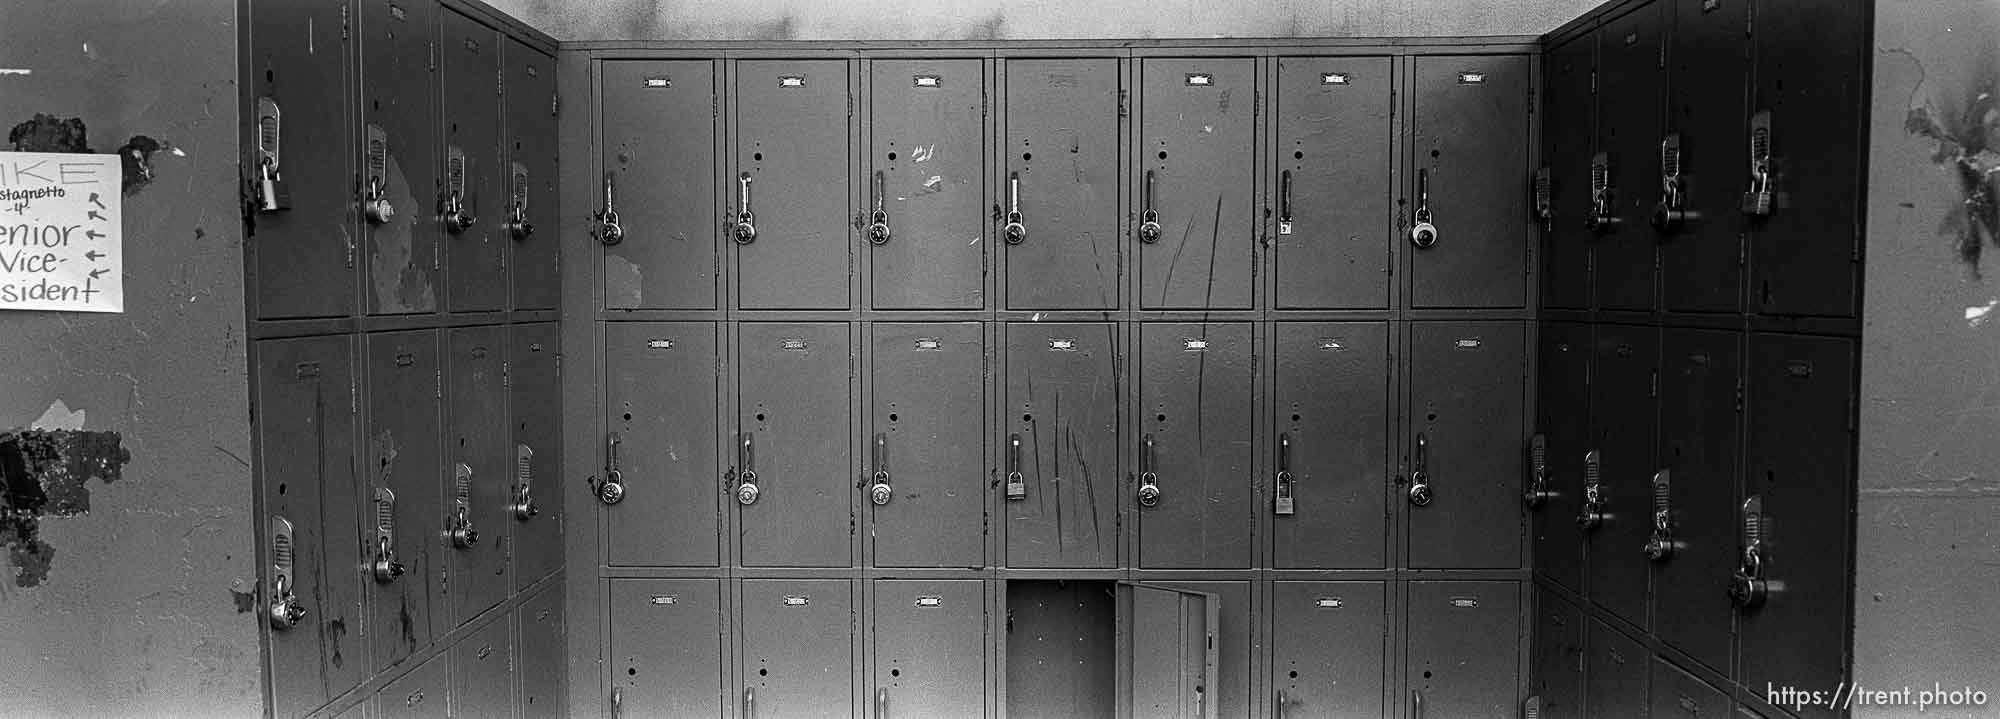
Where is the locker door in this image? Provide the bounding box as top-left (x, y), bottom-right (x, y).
top-left (1410, 55), bottom-right (1530, 309)
top-left (1002, 58), bottom-right (1121, 310)
top-left (1583, 619), bottom-right (1647, 719)
top-left (257, 336), bottom-right (364, 719)
top-left (1274, 57), bottom-right (1393, 309)
top-left (1136, 323), bottom-right (1253, 568)
top-left (869, 323), bottom-right (984, 568)
top-left (360, 0), bottom-right (439, 315)
top-left (611, 579), bottom-right (723, 717)
top-left (1542, 36), bottom-right (1596, 310)
top-left (376, 652), bottom-right (449, 719)
top-left (738, 323), bottom-right (853, 567)
top-left (735, 60), bottom-right (852, 310)
top-left (1531, 587), bottom-right (1584, 719)
top-left (504, 40), bottom-right (558, 311)
top-left (333, 700), bottom-right (369, 719)
top-left (1271, 582), bottom-right (1387, 719)
top-left (509, 323), bottom-right (562, 588)
top-left (1584, 324), bottom-right (1659, 628)
top-left (1138, 58), bottom-right (1257, 310)
top-left (1406, 581), bottom-right (1520, 718)
top-left (1127, 585), bottom-right (1219, 719)
top-left (1655, 328), bottom-right (1741, 673)
top-left (1661, 0), bottom-right (1749, 313)
top-left (1407, 322), bottom-right (1526, 569)
top-left (1592, 5), bottom-right (1666, 311)
top-left (1273, 322), bottom-right (1390, 569)
top-left (247, 0), bottom-right (355, 320)
top-left (449, 616), bottom-right (512, 719)
top-left (438, 10), bottom-right (504, 313)
top-left (517, 581), bottom-right (564, 719)
top-left (601, 60), bottom-right (718, 310)
top-left (1004, 323), bottom-right (1120, 568)
top-left (365, 330), bottom-right (442, 668)
top-left (742, 579), bottom-right (855, 719)
top-left (1534, 322), bottom-right (1590, 592)
top-left (605, 323), bottom-right (720, 567)
top-left (871, 580), bottom-right (985, 719)
top-left (1650, 658), bottom-right (1728, 719)
top-left (444, 326), bottom-right (509, 622)
top-left (868, 60), bottom-right (985, 310)
top-left (1140, 581), bottom-right (1250, 719)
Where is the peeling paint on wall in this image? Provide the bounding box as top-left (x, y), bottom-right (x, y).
top-left (7, 114), bottom-right (91, 153)
top-left (0, 427), bottom-right (133, 587)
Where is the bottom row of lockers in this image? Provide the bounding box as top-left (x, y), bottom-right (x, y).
top-left (320, 579), bottom-right (565, 719)
top-left (1532, 584), bottom-right (1774, 719)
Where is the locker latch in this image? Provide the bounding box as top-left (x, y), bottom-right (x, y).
top-left (441, 146), bottom-right (477, 235)
top-left (1005, 433), bottom-right (1026, 501)
top-left (1576, 449), bottom-right (1604, 529)
top-left (1741, 110), bottom-right (1776, 217)
top-left (736, 432), bottom-right (761, 505)
top-left (363, 124), bottom-right (395, 226)
top-left (870, 433), bottom-right (893, 506)
top-left (1138, 434), bottom-right (1162, 507)
top-left (1650, 133), bottom-right (1698, 233)
top-left (734, 173), bottom-right (758, 244)
top-left (1274, 433), bottom-right (1296, 516)
top-left (1278, 170), bottom-right (1294, 236)
top-left (504, 162), bottom-right (534, 240)
top-left (371, 488), bottom-right (408, 583)
top-left (1407, 433), bottom-right (1434, 506)
top-left (1523, 433), bottom-right (1551, 509)
top-left (867, 170), bottom-right (892, 246)
top-left (1644, 469), bottom-right (1674, 560)
top-left (1533, 167), bottom-right (1553, 232)
top-left (597, 432), bottom-right (626, 505)
top-left (1410, 169), bottom-right (1439, 248)
top-left (253, 97), bottom-right (291, 213)
top-left (597, 173), bottom-right (624, 245)
top-left (448, 462), bottom-right (480, 549)
top-left (1003, 172), bottom-right (1027, 245)
top-left (268, 516), bottom-right (307, 630)
top-left (1138, 169), bottom-right (1163, 244)
top-left (1585, 152), bottom-right (1619, 232)
top-left (510, 443), bottom-right (540, 520)
top-left (1728, 494), bottom-right (1770, 608)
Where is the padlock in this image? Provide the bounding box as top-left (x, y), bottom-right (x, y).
top-left (258, 159), bottom-right (292, 213)
top-left (596, 478), bottom-right (626, 505)
top-left (269, 581), bottom-right (307, 630)
top-left (364, 178), bottom-right (396, 226)
top-left (1407, 478), bottom-right (1434, 507)
top-left (1137, 472), bottom-right (1162, 507)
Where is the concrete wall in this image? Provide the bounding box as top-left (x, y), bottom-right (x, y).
top-left (0, 1), bottom-right (258, 717)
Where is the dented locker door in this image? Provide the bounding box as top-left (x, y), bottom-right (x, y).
top-left (376, 651), bottom-right (449, 719)
top-left (360, 0), bottom-right (439, 315)
top-left (1004, 323), bottom-right (1120, 568)
top-left (247, 0), bottom-right (355, 319)
top-left (1138, 58), bottom-right (1257, 310)
top-left (257, 336), bottom-right (364, 719)
top-left (1655, 328), bottom-right (1742, 673)
top-left (1542, 36), bottom-right (1596, 310)
top-left (601, 60), bottom-right (718, 310)
top-left (735, 60), bottom-right (852, 310)
top-left (1140, 581), bottom-right (1251, 719)
top-left (1407, 581), bottom-right (1520, 718)
top-left (449, 616), bottom-right (513, 719)
top-left (1127, 585), bottom-right (1220, 719)
top-left (1584, 324), bottom-right (1659, 628)
top-left (611, 579), bottom-right (723, 717)
top-left (1273, 322), bottom-right (1390, 569)
top-left (1406, 322), bottom-right (1526, 569)
top-left (1274, 56), bottom-right (1393, 309)
top-left (1138, 323), bottom-right (1253, 568)
top-left (438, 10), bottom-right (504, 313)
top-left (868, 60), bottom-right (985, 310)
top-left (445, 326), bottom-right (509, 622)
top-left (872, 580), bottom-right (985, 718)
top-left (742, 579), bottom-right (855, 719)
top-left (1534, 322), bottom-right (1590, 592)
top-left (604, 322), bottom-right (719, 567)
top-left (504, 40), bottom-right (558, 311)
top-left (364, 330), bottom-right (442, 669)
top-left (1591, 5), bottom-right (1666, 311)
top-left (517, 581), bottom-right (564, 719)
top-left (1650, 658), bottom-right (1729, 719)
top-left (1584, 619), bottom-right (1647, 719)
top-left (1661, 0), bottom-right (1749, 313)
top-left (1410, 55), bottom-right (1530, 309)
top-left (1271, 582), bottom-right (1387, 719)
top-left (1531, 587), bottom-right (1584, 719)
top-left (1002, 58), bottom-right (1121, 310)
top-left (738, 323), bottom-right (852, 567)
top-left (869, 323), bottom-right (984, 568)
top-left (509, 323), bottom-right (562, 589)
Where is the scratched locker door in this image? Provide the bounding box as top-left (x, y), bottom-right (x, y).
top-left (1406, 321), bottom-right (1526, 569)
top-left (503, 39), bottom-right (558, 311)
top-left (1649, 657), bottom-right (1729, 719)
top-left (1655, 328), bottom-right (1742, 674)
top-left (1542, 35), bottom-right (1596, 310)
top-left (1003, 322), bottom-right (1120, 569)
top-left (603, 322), bottom-right (719, 567)
top-left (439, 9), bottom-right (504, 313)
top-left (364, 329), bottom-right (442, 669)
top-left (1531, 586), bottom-right (1584, 719)
top-left (1271, 581), bottom-right (1387, 719)
top-left (1591, 5), bottom-right (1666, 312)
top-left (360, 0), bottom-right (439, 315)
top-left (517, 581), bottom-right (564, 719)
top-left (1409, 55), bottom-right (1530, 309)
top-left (1660, 0), bottom-right (1749, 314)
top-left (1137, 323), bottom-right (1254, 569)
top-left (1274, 56), bottom-right (1393, 309)
top-left (1137, 57), bottom-right (1257, 310)
top-left (1583, 323), bottom-right (1658, 628)
top-left (742, 579), bottom-right (855, 719)
top-left (869, 323), bottom-right (985, 568)
top-left (600, 60), bottom-right (719, 309)
top-left (1406, 581), bottom-right (1520, 718)
top-left (444, 326), bottom-right (509, 624)
top-left (508, 322), bottom-right (562, 589)
top-left (1272, 322), bottom-right (1390, 569)
top-left (375, 651), bottom-right (448, 719)
top-left (871, 580), bottom-right (985, 719)
top-left (735, 60), bottom-right (852, 310)
top-left (738, 323), bottom-right (853, 567)
top-left (1534, 322), bottom-right (1590, 592)
top-left (449, 615), bottom-right (513, 719)
top-left (1001, 58), bottom-right (1121, 311)
top-left (868, 59), bottom-right (985, 310)
top-left (246, 0), bottom-right (355, 320)
top-left (610, 579), bottom-right (724, 717)
top-left (1135, 580), bottom-right (1251, 719)
top-left (1583, 618), bottom-right (1648, 718)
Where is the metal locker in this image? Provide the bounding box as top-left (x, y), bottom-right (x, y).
top-left (1409, 55), bottom-right (1530, 309)
top-left (444, 326), bottom-right (509, 623)
top-left (247, 0), bottom-right (355, 320)
top-left (375, 651), bottom-right (449, 719)
top-left (742, 579), bottom-right (855, 719)
top-left (1649, 658), bottom-right (1728, 719)
top-left (439, 10), bottom-right (504, 313)
top-left (364, 330), bottom-right (442, 669)
top-left (600, 60), bottom-right (718, 310)
top-left (1273, 56), bottom-right (1393, 310)
top-left (869, 323), bottom-right (985, 568)
top-left (1003, 322), bottom-right (1120, 569)
top-left (735, 60), bottom-right (853, 310)
top-left (1126, 584), bottom-right (1220, 719)
top-left (1541, 36), bottom-right (1596, 310)
top-left (1530, 587), bottom-right (1584, 719)
top-left (603, 322), bottom-right (720, 567)
top-left (1271, 582), bottom-right (1387, 719)
top-left (1654, 328), bottom-right (1742, 673)
top-left (449, 616), bottom-right (513, 719)
top-left (1583, 324), bottom-right (1659, 628)
top-left (360, 0), bottom-right (440, 315)
top-left (1005, 580), bottom-right (1116, 719)
top-left (1406, 321), bottom-right (1526, 569)
top-left (1584, 618), bottom-right (1648, 719)
top-left (1406, 581), bottom-right (1520, 718)
top-left (509, 323), bottom-right (562, 589)
top-left (504, 39), bottom-right (558, 311)
top-left (1590, 4), bottom-right (1667, 311)
top-left (1273, 322), bottom-right (1390, 569)
top-left (1137, 323), bottom-right (1253, 568)
top-left (868, 60), bottom-right (986, 310)
top-left (610, 579), bottom-right (724, 718)
top-left (1533, 322), bottom-right (1590, 592)
top-left (1660, 0), bottom-right (1750, 314)
top-left (332, 699), bottom-right (369, 719)
top-left (1138, 581), bottom-right (1250, 719)
top-left (257, 336), bottom-right (364, 719)
top-left (738, 323), bottom-right (853, 567)
top-left (872, 580), bottom-right (985, 718)
top-left (1001, 58), bottom-right (1121, 310)
top-left (517, 581), bottom-right (564, 719)
top-left (1137, 58), bottom-right (1257, 310)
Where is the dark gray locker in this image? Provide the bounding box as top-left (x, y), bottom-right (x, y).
top-left (449, 616), bottom-right (513, 719)
top-left (1274, 57), bottom-right (1393, 310)
top-left (445, 326), bottom-right (509, 623)
top-left (504, 40), bottom-right (558, 311)
top-left (1410, 55), bottom-right (1530, 309)
top-left (1592, 5), bottom-right (1666, 311)
top-left (1138, 323), bottom-right (1254, 569)
top-left (1002, 58), bottom-right (1121, 310)
top-left (1128, 585), bottom-right (1220, 719)
top-left (1584, 324), bottom-right (1658, 628)
top-left (1141, 581), bottom-right (1250, 719)
top-left (1542, 36), bottom-right (1595, 310)
top-left (870, 323), bottom-right (984, 568)
top-left (360, 0), bottom-right (439, 315)
top-left (517, 581), bottom-right (564, 719)
top-left (1271, 582), bottom-right (1387, 719)
top-left (364, 330), bottom-right (441, 669)
top-left (1004, 323), bottom-right (1119, 568)
top-left (1273, 322), bottom-right (1390, 569)
top-left (1584, 619), bottom-right (1647, 719)
top-left (1655, 328), bottom-right (1741, 673)
top-left (735, 60), bottom-right (852, 310)
top-left (872, 580), bottom-right (985, 718)
top-left (247, 0), bottom-right (355, 320)
top-left (1661, 0), bottom-right (1749, 314)
top-left (509, 323), bottom-right (562, 589)
top-left (604, 322), bottom-right (720, 567)
top-left (1006, 580), bottom-right (1116, 718)
top-left (601, 60), bottom-right (718, 310)
top-left (738, 323), bottom-right (853, 567)
top-left (439, 10), bottom-right (504, 313)
top-left (1531, 587), bottom-right (1584, 719)
top-left (332, 699), bottom-right (368, 719)
top-left (1138, 58), bottom-right (1257, 310)
top-left (1650, 658), bottom-right (1729, 719)
top-left (868, 60), bottom-right (985, 310)
top-left (257, 336), bottom-right (363, 719)
top-left (611, 579), bottom-right (723, 717)
top-left (743, 579), bottom-right (855, 719)
top-left (1407, 581), bottom-right (1520, 718)
top-left (375, 651), bottom-right (448, 719)
top-left (1407, 322), bottom-right (1526, 569)
top-left (1535, 322), bottom-right (1590, 592)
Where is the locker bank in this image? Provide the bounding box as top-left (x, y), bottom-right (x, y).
top-left (1, 0), bottom-right (1995, 717)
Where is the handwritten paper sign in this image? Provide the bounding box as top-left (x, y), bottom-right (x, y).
top-left (0, 151), bottom-right (123, 313)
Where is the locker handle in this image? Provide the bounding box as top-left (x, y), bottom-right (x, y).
top-left (870, 432), bottom-right (893, 506)
top-left (1005, 432), bottom-right (1026, 501)
top-left (737, 433), bottom-right (762, 505)
top-left (1585, 152), bottom-right (1620, 232)
top-left (441, 147), bottom-right (476, 235)
top-left (254, 97), bottom-right (290, 213)
top-left (448, 462), bottom-right (480, 549)
top-left (877, 687), bottom-right (889, 718)
top-left (597, 172), bottom-right (624, 245)
top-left (609, 686), bottom-right (622, 719)
top-left (1742, 109), bottom-right (1775, 217)
top-left (868, 170), bottom-right (892, 245)
top-left (598, 432), bottom-right (626, 505)
top-left (1729, 494), bottom-right (1769, 608)
top-left (1533, 166), bottom-right (1554, 232)
top-left (1138, 170), bottom-right (1163, 243)
top-left (1650, 133), bottom-right (1698, 233)
top-left (511, 443), bottom-right (539, 520)
top-left (363, 125), bottom-right (395, 225)
top-left (744, 687), bottom-right (756, 719)
top-left (505, 163), bottom-right (534, 240)
top-left (268, 516), bottom-right (306, 630)
top-left (1410, 169), bottom-right (1438, 248)
top-left (1407, 433), bottom-right (1433, 507)
top-left (1644, 468), bottom-right (1675, 561)
top-left (1576, 449), bottom-right (1604, 529)
top-left (1278, 169), bottom-right (1294, 231)
top-left (734, 173), bottom-right (758, 244)
top-left (370, 488), bottom-right (407, 583)
top-left (1412, 690), bottom-right (1425, 719)
top-left (1273, 433), bottom-right (1296, 516)
top-left (1523, 433), bottom-right (1551, 509)
top-left (1138, 434), bottom-right (1162, 507)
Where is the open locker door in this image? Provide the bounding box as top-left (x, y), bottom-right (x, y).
top-left (1124, 584), bottom-right (1220, 719)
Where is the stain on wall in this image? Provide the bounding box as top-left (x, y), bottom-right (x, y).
top-left (0, 429), bottom-right (133, 587)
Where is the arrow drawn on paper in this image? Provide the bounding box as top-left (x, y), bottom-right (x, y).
top-left (87, 210), bottom-right (106, 222)
top-left (89, 193), bottom-right (105, 210)
top-left (89, 268), bottom-right (109, 279)
top-left (85, 230), bottom-right (104, 240)
top-left (85, 250), bottom-right (104, 261)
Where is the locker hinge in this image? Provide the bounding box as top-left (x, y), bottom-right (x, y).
top-left (712, 94), bottom-right (718, 119)
top-left (428, 42), bottom-right (436, 72)
top-left (432, 239), bottom-right (441, 270)
top-left (1734, 378), bottom-right (1744, 412)
top-left (1659, 43), bottom-right (1667, 69)
top-left (1738, 232), bottom-right (1748, 266)
top-left (340, 3), bottom-right (350, 40)
top-left (497, 68), bottom-right (505, 97)
top-left (1118, 90), bottom-right (1129, 118)
top-left (350, 379), bottom-right (358, 414)
top-left (435, 370), bottom-right (443, 399)
top-left (1651, 369), bottom-right (1659, 398)
top-left (1851, 230), bottom-right (1862, 262)
top-left (555, 354), bottom-right (562, 378)
top-left (1253, 90), bottom-right (1262, 118)
top-left (848, 94), bottom-right (854, 118)
top-left (1589, 71), bottom-right (1598, 94)
top-left (552, 91), bottom-right (559, 117)
top-left (502, 360), bottom-right (511, 388)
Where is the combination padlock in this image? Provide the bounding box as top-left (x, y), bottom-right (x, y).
top-left (269, 579), bottom-right (307, 631)
top-left (736, 471), bottom-right (761, 505)
top-left (1003, 172), bottom-right (1027, 244)
top-left (870, 471), bottom-right (893, 506)
top-left (1137, 472), bottom-right (1162, 507)
top-left (442, 192), bottom-right (476, 235)
top-left (448, 507), bottom-right (479, 549)
top-left (1407, 473), bottom-right (1434, 507)
top-left (597, 470), bottom-right (626, 505)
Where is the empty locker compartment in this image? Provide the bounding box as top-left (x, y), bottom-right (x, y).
top-left (1406, 321), bottom-right (1527, 569)
top-left (245, 0), bottom-right (356, 320)
top-left (1005, 580), bottom-right (1116, 719)
top-left (1273, 56), bottom-right (1394, 310)
top-left (1136, 57), bottom-right (1257, 310)
top-left (1003, 323), bottom-right (1120, 569)
top-left (603, 322), bottom-right (721, 567)
top-left (737, 323), bottom-right (854, 567)
top-left (449, 614), bottom-right (514, 719)
top-left (1273, 322), bottom-right (1391, 569)
top-left (1005, 580), bottom-right (1232, 719)
top-left (1532, 322), bottom-right (1590, 592)
top-left (1654, 328), bottom-right (1743, 673)
top-left (1530, 587), bottom-right (1585, 719)
top-left (1582, 324), bottom-right (1659, 628)
top-left (363, 330), bottom-right (443, 669)
top-left (1583, 618), bottom-right (1648, 719)
top-left (600, 59), bottom-right (720, 309)
top-left (1589, 3), bottom-right (1666, 312)
top-left (867, 59), bottom-right (986, 310)
top-left (1271, 582), bottom-right (1387, 718)
top-left (734, 59), bottom-right (854, 310)
top-left (444, 326), bottom-right (509, 623)
top-left (1406, 581), bottom-right (1521, 718)
top-left (504, 39), bottom-right (559, 311)
top-left (509, 323), bottom-right (563, 589)
top-left (1659, 0), bottom-right (1750, 314)
top-left (1650, 657), bottom-right (1730, 719)
top-left (1409, 55), bottom-right (1531, 309)
top-left (375, 651), bottom-right (449, 719)
top-left (1001, 58), bottom-right (1121, 310)
top-left (742, 579), bottom-right (856, 719)
top-left (1137, 323), bottom-right (1254, 569)
top-left (611, 579), bottom-right (724, 717)
top-left (869, 323), bottom-right (985, 568)
top-left (438, 9), bottom-right (505, 313)
top-left (359, 0), bottom-right (440, 315)
top-left (1541, 34), bottom-right (1596, 310)
top-left (517, 580), bottom-right (565, 719)
top-left (871, 580), bottom-right (986, 718)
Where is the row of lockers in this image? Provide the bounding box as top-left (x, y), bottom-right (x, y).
top-left (594, 319), bottom-right (1527, 570)
top-left (318, 581), bottom-right (565, 719)
top-left (594, 53), bottom-right (1534, 313)
top-left (1531, 585), bottom-right (1774, 719)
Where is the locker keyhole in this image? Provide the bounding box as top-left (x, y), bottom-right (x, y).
top-left (1022, 152), bottom-right (1032, 161)
top-left (757, 413), bottom-right (767, 422)
top-left (888, 152), bottom-right (898, 161)
top-left (1291, 413), bottom-right (1302, 422)
top-left (753, 152), bottom-right (764, 162)
top-left (890, 668), bottom-right (900, 677)
top-left (889, 413), bottom-right (898, 422)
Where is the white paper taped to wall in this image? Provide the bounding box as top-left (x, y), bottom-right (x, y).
top-left (0, 151), bottom-right (123, 313)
